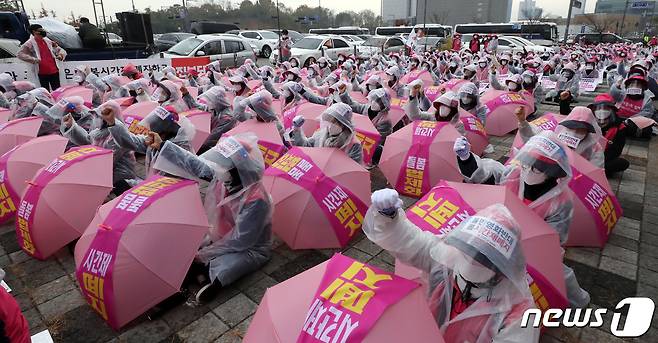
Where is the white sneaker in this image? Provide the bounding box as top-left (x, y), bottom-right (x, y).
top-left (484, 144), bottom-right (495, 154)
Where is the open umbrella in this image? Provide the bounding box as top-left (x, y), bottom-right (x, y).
top-left (458, 110), bottom-right (489, 156)
top-left (398, 180), bottom-right (569, 313)
top-left (244, 253), bottom-right (444, 343)
top-left (387, 95), bottom-right (409, 128)
top-left (565, 150), bottom-right (622, 247)
top-left (424, 85), bottom-right (443, 103)
top-left (435, 79), bottom-right (467, 95)
top-left (74, 175), bottom-right (208, 329)
top-left (0, 135), bottom-right (68, 224)
top-left (400, 70), bottom-right (434, 86)
top-left (0, 108), bottom-right (11, 123)
top-left (280, 101), bottom-right (327, 135)
top-left (51, 85), bottom-right (93, 108)
top-left (479, 90), bottom-right (532, 136)
top-left (15, 146), bottom-right (113, 260)
top-left (0, 117), bottom-right (43, 157)
top-left (379, 120), bottom-right (463, 198)
top-left (112, 97), bottom-right (136, 110)
top-left (178, 109), bottom-right (211, 153)
top-left (352, 114), bottom-right (382, 165)
top-left (512, 113), bottom-right (567, 150)
top-left (121, 101), bottom-right (158, 135)
top-left (262, 147), bottom-right (371, 249)
top-left (225, 119), bottom-right (287, 167)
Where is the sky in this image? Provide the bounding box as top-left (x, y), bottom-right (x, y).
top-left (22, 0), bottom-right (599, 23)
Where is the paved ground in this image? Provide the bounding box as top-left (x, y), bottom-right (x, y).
top-left (1, 86), bottom-right (657, 342)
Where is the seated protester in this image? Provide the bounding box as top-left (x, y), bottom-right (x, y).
top-left (545, 63), bottom-right (580, 102)
top-left (581, 58), bottom-right (600, 79)
top-left (521, 70), bottom-right (545, 105)
top-left (241, 59), bottom-right (260, 80)
top-left (407, 55), bottom-right (422, 73)
top-left (353, 74), bottom-right (383, 96)
top-left (610, 75), bottom-right (656, 136)
top-left (496, 54), bottom-right (513, 75)
top-left (233, 90), bottom-right (284, 137)
top-left (185, 86), bottom-right (236, 153)
top-left (406, 91), bottom-right (466, 134)
top-left (184, 69), bottom-right (201, 87)
top-left (123, 79), bottom-right (152, 103)
top-left (71, 65), bottom-right (90, 86)
top-left (46, 95), bottom-right (94, 134)
top-left (0, 74), bottom-right (33, 108)
top-left (462, 64), bottom-right (479, 87)
top-left (474, 59), bottom-right (489, 83)
top-left (588, 94), bottom-right (629, 175)
top-left (407, 79), bottom-right (433, 111)
top-left (62, 100), bottom-right (138, 195)
top-left (290, 103), bottom-right (363, 164)
top-left (107, 104), bottom-right (194, 175)
top-left (618, 59), bottom-right (658, 97)
top-left (289, 57), bottom-right (301, 69)
top-left (420, 59), bottom-right (442, 86)
top-left (279, 81), bottom-right (306, 113)
top-left (490, 73), bottom-right (523, 93)
top-left (227, 74), bottom-right (252, 107)
top-left (29, 87), bottom-right (55, 107)
top-left (385, 65), bottom-right (407, 97)
top-left (11, 91), bottom-right (59, 136)
top-left (305, 64), bottom-right (322, 87)
top-left (317, 57), bottom-right (333, 79)
top-left (300, 80), bottom-right (351, 106)
top-left (445, 58), bottom-right (463, 79)
top-left (0, 268), bottom-right (31, 343)
top-left (516, 106), bottom-right (605, 168)
top-left (282, 67), bottom-right (303, 83)
top-left (205, 61), bottom-right (223, 87)
top-left (347, 87), bottom-right (393, 139)
top-left (458, 82), bottom-right (487, 124)
top-left (121, 64), bottom-right (143, 81)
top-left (102, 75), bottom-right (130, 101)
top-left (154, 133), bottom-right (272, 303)
top-left (257, 66), bottom-right (281, 98)
top-left (453, 132), bottom-right (590, 308)
top-left (363, 198), bottom-right (539, 343)
top-left (367, 55), bottom-right (384, 71)
top-left (151, 80), bottom-right (188, 112)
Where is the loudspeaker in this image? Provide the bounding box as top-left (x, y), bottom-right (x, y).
top-left (116, 12), bottom-right (154, 45)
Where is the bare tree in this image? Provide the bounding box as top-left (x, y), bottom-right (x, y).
top-left (580, 13), bottom-right (616, 42)
top-left (430, 11), bottom-right (450, 25)
top-left (521, 7), bottom-right (549, 24)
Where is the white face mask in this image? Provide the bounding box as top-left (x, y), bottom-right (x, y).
top-left (521, 166), bottom-right (548, 185)
top-left (327, 121), bottom-right (342, 135)
top-left (523, 76), bottom-right (533, 84)
top-left (319, 62), bottom-right (327, 68)
top-left (461, 95), bottom-right (473, 104)
top-left (449, 62), bottom-right (457, 68)
top-left (73, 75), bottom-right (84, 83)
top-left (152, 88), bottom-right (168, 103)
top-left (308, 70), bottom-right (315, 77)
top-left (291, 60), bottom-right (298, 67)
top-left (507, 82), bottom-right (518, 91)
top-left (594, 109), bottom-right (612, 120)
top-left (479, 62), bottom-right (487, 68)
top-left (287, 74), bottom-right (295, 81)
top-left (627, 87), bottom-right (643, 95)
top-left (370, 100), bottom-right (381, 112)
top-left (453, 258), bottom-right (498, 299)
top-left (500, 60), bottom-right (508, 66)
top-left (586, 65), bottom-right (594, 71)
top-left (439, 106), bottom-right (452, 117)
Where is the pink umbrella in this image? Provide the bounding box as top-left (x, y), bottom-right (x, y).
top-left (15, 146), bottom-right (113, 260)
top-left (512, 113), bottom-right (567, 150)
top-left (0, 108), bottom-right (10, 123)
top-left (225, 119), bottom-right (287, 167)
top-left (435, 79), bottom-right (467, 95)
top-left (388, 96), bottom-right (409, 128)
top-left (244, 254), bottom-right (444, 343)
top-left (458, 109), bottom-right (489, 156)
top-left (51, 85), bottom-right (93, 108)
top-left (74, 175), bottom-right (209, 329)
top-left (398, 180), bottom-right (568, 313)
top-left (423, 85), bottom-right (443, 103)
top-left (379, 120), bottom-right (463, 198)
top-left (112, 97), bottom-right (136, 110)
top-left (352, 114), bottom-right (382, 165)
top-left (400, 70), bottom-right (434, 86)
top-left (0, 117), bottom-right (43, 157)
top-left (262, 147), bottom-right (371, 249)
top-left (179, 109), bottom-right (211, 153)
top-left (565, 150), bottom-right (622, 247)
top-left (0, 135), bottom-right (68, 224)
top-left (121, 101), bottom-right (158, 135)
top-left (479, 90), bottom-right (532, 136)
top-left (280, 101), bottom-right (327, 136)
top-left (349, 91), bottom-right (368, 104)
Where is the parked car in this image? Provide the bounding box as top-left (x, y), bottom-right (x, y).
top-left (341, 35), bottom-right (365, 46)
top-left (0, 38), bottom-right (21, 63)
top-left (496, 36), bottom-right (552, 53)
top-left (237, 30), bottom-right (279, 58)
top-left (190, 22), bottom-right (240, 35)
top-left (413, 37), bottom-right (448, 52)
top-left (154, 34), bottom-right (257, 69)
top-left (267, 29), bottom-right (303, 43)
top-left (357, 36), bottom-right (406, 58)
top-left (105, 32), bottom-right (123, 45)
top-left (270, 35), bottom-right (353, 67)
top-left (154, 32), bottom-right (195, 52)
top-left (571, 33), bottom-right (629, 45)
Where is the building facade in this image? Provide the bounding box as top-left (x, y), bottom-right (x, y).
top-left (413, 0), bottom-right (512, 26)
top-left (595, 0), bottom-right (654, 14)
top-left (518, 0), bottom-right (537, 20)
top-left (381, 0), bottom-right (417, 24)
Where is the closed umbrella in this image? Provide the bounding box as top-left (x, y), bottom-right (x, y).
top-left (379, 120), bottom-right (463, 198)
top-left (262, 147), bottom-right (371, 249)
top-left (74, 175), bottom-right (208, 329)
top-left (0, 135), bottom-right (68, 224)
top-left (15, 146), bottom-right (113, 260)
top-left (458, 109), bottom-right (489, 156)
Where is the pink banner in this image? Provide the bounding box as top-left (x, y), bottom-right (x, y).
top-left (266, 148), bottom-right (368, 246)
top-left (483, 92), bottom-right (529, 118)
top-left (529, 113), bottom-right (560, 132)
top-left (395, 121), bottom-right (447, 198)
top-left (297, 253), bottom-right (419, 343)
top-left (526, 265), bottom-right (569, 314)
top-left (406, 181), bottom-right (476, 235)
top-left (354, 130), bottom-right (381, 165)
top-left (282, 100), bottom-right (309, 130)
top-left (569, 167), bottom-right (623, 243)
top-left (75, 176), bottom-right (193, 329)
top-left (16, 146), bottom-right (112, 259)
top-left (424, 86), bottom-right (442, 102)
top-left (257, 140), bottom-right (287, 167)
top-left (0, 146), bottom-right (22, 224)
top-left (443, 79), bottom-right (465, 91)
top-left (460, 115), bottom-right (487, 138)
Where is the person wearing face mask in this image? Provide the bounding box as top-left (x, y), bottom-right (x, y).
top-left (346, 87), bottom-right (393, 140)
top-left (496, 54), bottom-right (512, 75)
top-left (154, 133), bottom-right (272, 303)
top-left (316, 57), bottom-right (333, 79)
top-left (469, 34), bottom-right (480, 54)
top-left (490, 73), bottom-right (523, 93)
top-left (407, 91), bottom-right (466, 132)
top-left (149, 80), bottom-right (186, 112)
top-left (545, 63), bottom-right (580, 102)
top-left (408, 56), bottom-right (421, 72)
top-left (28, 87), bottom-right (55, 107)
top-left (446, 58), bottom-right (463, 80)
top-left (353, 74), bottom-right (383, 97)
top-left (107, 104), bottom-right (194, 175)
top-left (305, 64), bottom-right (322, 87)
top-left (582, 58), bottom-right (600, 79)
top-left (204, 60), bottom-right (223, 87)
top-left (227, 74), bottom-right (251, 105)
top-left (62, 100), bottom-right (138, 195)
top-left (0, 75), bottom-right (34, 108)
top-left (301, 80), bottom-right (351, 106)
top-left (45, 95), bottom-right (95, 137)
top-left (123, 78), bottom-right (152, 103)
top-left (234, 90), bottom-right (286, 140)
top-left (290, 103), bottom-right (363, 164)
top-left (462, 64), bottom-right (479, 87)
top-left (17, 24), bottom-right (67, 91)
top-left (100, 74), bottom-right (130, 102)
top-left (364, 198), bottom-right (539, 343)
top-left (184, 86), bottom-right (237, 153)
top-left (383, 65), bottom-right (407, 97)
top-left (458, 82), bottom-right (487, 123)
top-left (9, 90), bottom-right (57, 136)
top-left (121, 64), bottom-right (143, 81)
top-left (610, 75), bottom-right (656, 127)
top-left (278, 81), bottom-right (306, 113)
top-left (454, 132), bottom-right (591, 308)
top-left (475, 59), bottom-right (489, 83)
top-left (520, 70), bottom-right (545, 105)
top-left (588, 94), bottom-right (629, 175)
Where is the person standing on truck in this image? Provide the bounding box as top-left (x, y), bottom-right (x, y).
top-left (279, 29), bottom-right (292, 64)
top-left (78, 17), bottom-right (106, 49)
top-left (17, 24), bottom-right (67, 91)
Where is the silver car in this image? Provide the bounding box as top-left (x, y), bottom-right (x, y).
top-left (238, 30), bottom-right (279, 58)
top-left (156, 34), bottom-right (257, 68)
top-left (357, 36), bottom-right (406, 58)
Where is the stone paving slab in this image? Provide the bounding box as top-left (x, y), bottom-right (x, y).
top-left (1, 93), bottom-right (657, 342)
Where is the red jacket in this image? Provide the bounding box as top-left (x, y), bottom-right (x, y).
top-left (0, 288), bottom-right (30, 343)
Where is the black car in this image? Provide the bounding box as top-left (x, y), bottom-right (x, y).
top-left (154, 32), bottom-right (195, 52)
top-left (573, 33), bottom-right (630, 45)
